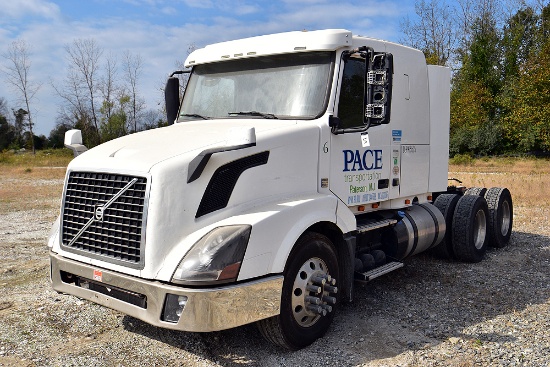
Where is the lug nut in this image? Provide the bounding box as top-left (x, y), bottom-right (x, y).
top-left (305, 296), bottom-right (321, 305)
top-left (311, 276), bottom-right (326, 286)
top-left (322, 295), bottom-right (337, 305)
top-left (307, 304), bottom-right (327, 316)
top-left (324, 284), bottom-right (338, 294)
top-left (321, 304), bottom-right (333, 313)
top-left (306, 284), bottom-right (322, 294)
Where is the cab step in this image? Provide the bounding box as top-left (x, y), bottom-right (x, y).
top-left (356, 218), bottom-right (397, 234)
top-left (354, 261), bottom-right (404, 282)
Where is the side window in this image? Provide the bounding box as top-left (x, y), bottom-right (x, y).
top-left (337, 58), bottom-right (365, 129)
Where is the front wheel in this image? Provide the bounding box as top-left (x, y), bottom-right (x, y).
top-left (257, 232), bottom-right (339, 350)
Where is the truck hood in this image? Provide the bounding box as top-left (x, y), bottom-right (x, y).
top-left (68, 120), bottom-right (296, 173)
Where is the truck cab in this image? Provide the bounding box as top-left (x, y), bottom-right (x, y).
top-left (50, 29), bottom-right (513, 350)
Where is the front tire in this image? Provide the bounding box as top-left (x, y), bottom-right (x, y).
top-left (257, 232), bottom-right (339, 350)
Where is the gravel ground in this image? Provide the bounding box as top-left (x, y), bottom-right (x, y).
top-left (0, 177), bottom-right (548, 367)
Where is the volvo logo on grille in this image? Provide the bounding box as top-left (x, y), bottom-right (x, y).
top-left (95, 205), bottom-right (105, 221)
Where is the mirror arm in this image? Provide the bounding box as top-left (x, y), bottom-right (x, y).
top-left (170, 70), bottom-right (191, 77)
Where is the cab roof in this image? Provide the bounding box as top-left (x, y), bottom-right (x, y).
top-left (184, 29), bottom-right (355, 67)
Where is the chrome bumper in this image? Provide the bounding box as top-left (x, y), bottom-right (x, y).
top-left (50, 251), bottom-right (283, 332)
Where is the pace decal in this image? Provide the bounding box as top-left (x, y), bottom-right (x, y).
top-left (342, 149), bottom-right (388, 205)
top-left (343, 149), bottom-right (383, 172)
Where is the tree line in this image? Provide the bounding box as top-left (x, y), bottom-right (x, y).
top-left (0, 39), bottom-right (167, 152)
top-left (2, 1), bottom-right (550, 156)
top-left (402, 0), bottom-right (550, 156)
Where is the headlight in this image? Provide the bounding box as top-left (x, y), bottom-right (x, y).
top-left (172, 225), bottom-right (251, 285)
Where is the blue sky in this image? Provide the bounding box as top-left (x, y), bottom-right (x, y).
top-left (0, 0), bottom-right (418, 136)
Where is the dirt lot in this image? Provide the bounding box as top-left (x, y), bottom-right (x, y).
top-left (0, 159), bottom-right (548, 366)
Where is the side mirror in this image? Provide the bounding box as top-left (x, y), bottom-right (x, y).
top-left (364, 52), bottom-right (393, 127)
top-left (64, 129), bottom-right (88, 157)
top-left (165, 76), bottom-right (180, 125)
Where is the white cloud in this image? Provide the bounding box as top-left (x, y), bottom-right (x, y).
top-left (182, 0), bottom-right (214, 9)
top-left (0, 0), bottom-right (410, 135)
top-left (0, 0), bottom-right (60, 21)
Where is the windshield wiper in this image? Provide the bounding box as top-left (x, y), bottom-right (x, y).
top-left (181, 113), bottom-right (210, 120)
top-left (229, 111), bottom-right (279, 119)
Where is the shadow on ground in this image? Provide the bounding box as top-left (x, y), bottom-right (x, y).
top-left (122, 231), bottom-right (549, 366)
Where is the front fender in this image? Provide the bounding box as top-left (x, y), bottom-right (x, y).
top-left (156, 194), bottom-right (341, 283)
top-left (237, 194), bottom-right (340, 280)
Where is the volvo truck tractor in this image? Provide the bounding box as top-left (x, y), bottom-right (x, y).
top-left (49, 29), bottom-right (513, 350)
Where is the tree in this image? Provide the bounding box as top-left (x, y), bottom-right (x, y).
top-left (501, 6), bottom-right (538, 81)
top-left (2, 40), bottom-right (41, 154)
top-left (100, 95), bottom-right (129, 142)
top-left (400, 0), bottom-right (456, 65)
top-left (48, 122), bottom-right (71, 149)
top-left (123, 50), bottom-right (145, 133)
top-left (12, 108), bottom-right (28, 149)
top-left (501, 34), bottom-right (550, 152)
top-left (99, 52), bottom-right (119, 126)
top-left (57, 38), bottom-right (104, 145)
top-left (0, 98), bottom-right (14, 150)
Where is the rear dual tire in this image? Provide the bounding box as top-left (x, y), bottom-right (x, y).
top-left (433, 187), bottom-right (513, 262)
top-left (452, 195), bottom-right (489, 263)
top-left (484, 187), bottom-right (513, 248)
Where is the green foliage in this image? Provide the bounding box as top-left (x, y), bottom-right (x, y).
top-left (449, 4), bottom-right (550, 156)
top-left (100, 95), bottom-right (129, 142)
top-left (449, 153), bottom-right (474, 165)
top-left (500, 39), bottom-right (550, 152)
top-left (0, 114), bottom-right (14, 151)
top-left (0, 149), bottom-right (73, 167)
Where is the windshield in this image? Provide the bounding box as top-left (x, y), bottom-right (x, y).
top-left (179, 52), bottom-right (333, 120)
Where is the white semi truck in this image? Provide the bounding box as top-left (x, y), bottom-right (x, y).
top-left (49, 29), bottom-right (513, 350)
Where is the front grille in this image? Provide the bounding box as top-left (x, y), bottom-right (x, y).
top-left (61, 172), bottom-right (148, 268)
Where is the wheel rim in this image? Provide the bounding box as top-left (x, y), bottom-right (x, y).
top-left (291, 257), bottom-right (335, 328)
top-left (500, 200), bottom-right (511, 236)
top-left (473, 209), bottom-right (487, 250)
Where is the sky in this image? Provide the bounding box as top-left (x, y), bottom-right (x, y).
top-left (0, 0), bottom-right (420, 136)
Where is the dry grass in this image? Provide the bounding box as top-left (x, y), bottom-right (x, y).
top-left (449, 157), bottom-right (550, 234)
top-left (0, 150), bottom-right (70, 214)
top-left (1, 154), bottom-right (548, 228)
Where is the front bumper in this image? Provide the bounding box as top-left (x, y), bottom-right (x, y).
top-left (50, 251), bottom-right (283, 332)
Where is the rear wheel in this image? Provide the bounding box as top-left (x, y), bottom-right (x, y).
top-left (257, 232), bottom-right (339, 350)
top-left (452, 195), bottom-right (489, 263)
top-left (432, 193), bottom-right (461, 260)
top-left (484, 187), bottom-right (513, 248)
top-left (464, 187), bottom-right (487, 197)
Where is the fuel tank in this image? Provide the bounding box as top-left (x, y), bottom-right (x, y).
top-left (382, 203), bottom-right (446, 260)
